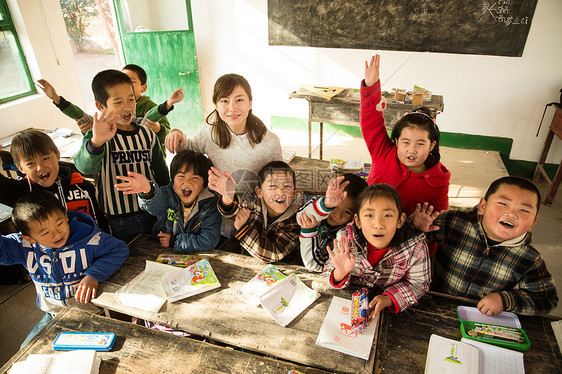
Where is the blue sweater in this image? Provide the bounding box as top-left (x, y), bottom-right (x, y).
top-left (0, 211), bottom-right (128, 314)
top-left (139, 184), bottom-right (221, 253)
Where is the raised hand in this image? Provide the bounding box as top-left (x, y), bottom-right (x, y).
top-left (326, 235), bottom-right (356, 283)
top-left (410, 202), bottom-right (440, 232)
top-left (324, 176), bottom-right (349, 208)
top-left (165, 129), bottom-right (186, 154)
top-left (234, 207), bottom-right (250, 230)
top-left (90, 110), bottom-right (119, 148)
top-left (364, 54), bottom-right (380, 87)
top-left (208, 166), bottom-right (237, 204)
top-left (37, 79), bottom-right (61, 104)
top-left (166, 88), bottom-right (184, 109)
top-left (115, 171), bottom-right (151, 194)
top-left (298, 212), bottom-right (319, 229)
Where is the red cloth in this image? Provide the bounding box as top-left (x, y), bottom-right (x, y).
top-left (359, 80), bottom-right (451, 216)
top-left (366, 242), bottom-right (389, 266)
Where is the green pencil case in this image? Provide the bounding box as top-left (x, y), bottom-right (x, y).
top-left (457, 306), bottom-right (530, 351)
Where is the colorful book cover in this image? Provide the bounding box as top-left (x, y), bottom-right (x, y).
top-left (237, 264), bottom-right (287, 307)
top-left (330, 159), bottom-right (364, 172)
top-left (156, 254), bottom-right (204, 267)
top-left (161, 259), bottom-right (221, 303)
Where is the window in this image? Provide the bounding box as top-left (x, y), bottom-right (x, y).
top-left (0, 0), bottom-right (35, 104)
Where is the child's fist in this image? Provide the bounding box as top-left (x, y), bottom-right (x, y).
top-left (167, 88), bottom-right (184, 109)
top-left (158, 231), bottom-right (172, 247)
top-left (477, 292), bottom-right (504, 316)
top-left (234, 208), bottom-right (250, 230)
top-left (298, 212), bottom-right (318, 229)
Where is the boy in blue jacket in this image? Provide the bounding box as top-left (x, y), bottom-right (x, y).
top-left (115, 149), bottom-right (221, 252)
top-left (0, 191), bottom-right (129, 346)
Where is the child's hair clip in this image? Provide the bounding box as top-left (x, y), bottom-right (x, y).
top-left (404, 110), bottom-right (436, 124)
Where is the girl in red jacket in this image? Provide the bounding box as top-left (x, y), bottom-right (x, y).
top-left (361, 55), bottom-right (450, 221)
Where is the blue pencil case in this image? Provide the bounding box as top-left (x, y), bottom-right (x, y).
top-left (52, 332), bottom-right (116, 351)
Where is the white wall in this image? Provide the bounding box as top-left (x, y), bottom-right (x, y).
top-left (191, 0), bottom-right (562, 164)
top-left (0, 0), bottom-right (84, 138)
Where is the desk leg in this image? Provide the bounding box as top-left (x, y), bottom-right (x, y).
top-left (545, 162), bottom-right (562, 206)
top-left (319, 122), bottom-right (323, 160)
top-left (533, 130), bottom-right (554, 182)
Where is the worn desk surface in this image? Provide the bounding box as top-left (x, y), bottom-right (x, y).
top-left (375, 291), bottom-right (562, 373)
top-left (289, 89), bottom-right (444, 159)
top-left (93, 234), bottom-right (374, 374)
top-left (0, 308), bottom-right (329, 374)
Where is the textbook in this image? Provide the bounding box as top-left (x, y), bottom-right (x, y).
top-left (316, 296), bottom-right (380, 360)
top-left (237, 264), bottom-right (287, 307)
top-left (8, 350), bottom-right (100, 374)
top-left (116, 259), bottom-right (220, 312)
top-left (424, 334), bottom-right (524, 374)
top-left (258, 273), bottom-right (319, 327)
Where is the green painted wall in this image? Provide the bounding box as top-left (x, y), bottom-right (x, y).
top-left (271, 116), bottom-right (558, 179)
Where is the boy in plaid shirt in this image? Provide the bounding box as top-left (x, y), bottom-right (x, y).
top-left (413, 176), bottom-right (558, 316)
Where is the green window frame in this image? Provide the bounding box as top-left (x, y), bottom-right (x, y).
top-left (0, 0), bottom-right (35, 104)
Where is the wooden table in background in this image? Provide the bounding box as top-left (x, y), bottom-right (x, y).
top-left (289, 89), bottom-right (444, 159)
top-left (0, 308), bottom-right (328, 374)
top-left (375, 291), bottom-right (562, 373)
top-left (93, 234), bottom-right (374, 374)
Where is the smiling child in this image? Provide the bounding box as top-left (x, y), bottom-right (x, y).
top-left (115, 149), bottom-right (221, 252)
top-left (412, 176), bottom-right (558, 316)
top-left (323, 184), bottom-right (431, 321)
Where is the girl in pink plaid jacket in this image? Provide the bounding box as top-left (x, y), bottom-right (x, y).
top-left (323, 184), bottom-right (431, 321)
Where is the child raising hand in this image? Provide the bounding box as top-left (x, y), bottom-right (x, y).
top-left (360, 55), bottom-right (450, 220)
top-left (324, 184), bottom-right (431, 321)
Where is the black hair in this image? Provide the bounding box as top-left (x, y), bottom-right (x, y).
top-left (122, 64), bottom-right (147, 85)
top-left (356, 183), bottom-right (403, 216)
top-left (169, 150), bottom-right (214, 188)
top-left (338, 173), bottom-right (368, 211)
top-left (484, 176), bottom-right (541, 214)
top-left (12, 191), bottom-right (66, 236)
top-left (10, 130), bottom-right (59, 166)
top-left (390, 107), bottom-right (441, 168)
top-left (258, 161), bottom-right (296, 187)
top-left (91, 69), bottom-right (133, 106)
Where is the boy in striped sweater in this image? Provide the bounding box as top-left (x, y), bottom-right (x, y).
top-left (74, 69), bottom-right (182, 242)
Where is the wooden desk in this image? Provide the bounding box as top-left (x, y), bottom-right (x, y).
top-left (375, 291), bottom-right (561, 373)
top-left (93, 234), bottom-right (374, 374)
top-left (289, 89), bottom-right (444, 159)
top-left (0, 308), bottom-right (328, 374)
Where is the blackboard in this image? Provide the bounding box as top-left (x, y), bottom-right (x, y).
top-left (267, 0), bottom-right (538, 57)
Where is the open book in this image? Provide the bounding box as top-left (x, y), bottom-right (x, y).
top-left (9, 350), bottom-right (100, 374)
top-left (116, 259), bottom-right (220, 312)
top-left (237, 264), bottom-right (287, 306)
top-left (258, 273), bottom-right (319, 327)
top-left (316, 296), bottom-right (380, 360)
top-left (424, 334), bottom-right (524, 374)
